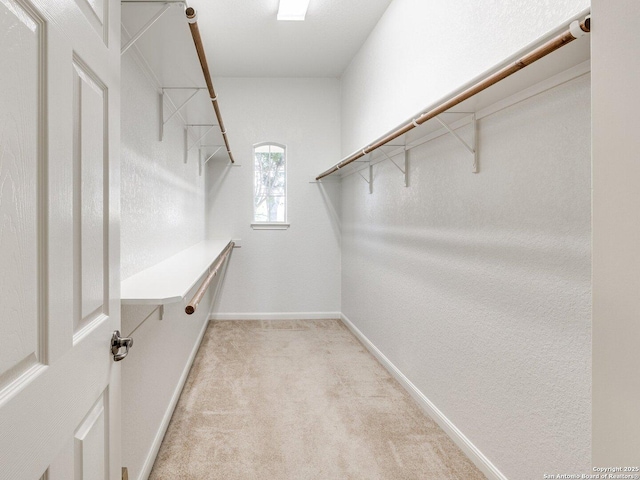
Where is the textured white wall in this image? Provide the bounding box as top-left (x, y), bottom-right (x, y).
top-left (121, 282), bottom-right (219, 480)
top-left (120, 53), bottom-right (211, 480)
top-left (341, 75), bottom-right (591, 480)
top-left (339, 1), bottom-right (592, 477)
top-left (120, 54), bottom-right (205, 281)
top-left (206, 78), bottom-right (341, 316)
top-left (340, 0), bottom-right (590, 157)
top-left (592, 0), bottom-right (640, 464)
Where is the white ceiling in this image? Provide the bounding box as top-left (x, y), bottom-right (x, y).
top-left (119, 0), bottom-right (392, 158)
top-left (186, 0), bottom-right (393, 77)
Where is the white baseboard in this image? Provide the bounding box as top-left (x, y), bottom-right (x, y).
top-left (340, 313), bottom-right (508, 480)
top-left (137, 317), bottom-right (210, 480)
top-left (209, 312), bottom-right (341, 321)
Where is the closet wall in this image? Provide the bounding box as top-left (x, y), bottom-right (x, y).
top-left (339, 1), bottom-right (591, 479)
top-left (120, 55), bottom-right (205, 279)
top-left (120, 52), bottom-right (217, 480)
top-left (341, 0), bottom-right (590, 156)
top-left (205, 78), bottom-right (341, 319)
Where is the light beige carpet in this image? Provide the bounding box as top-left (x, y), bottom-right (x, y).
top-left (149, 320), bottom-right (487, 480)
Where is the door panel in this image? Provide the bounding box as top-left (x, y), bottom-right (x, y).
top-left (0, 0), bottom-right (121, 478)
top-left (74, 391), bottom-right (109, 480)
top-left (0, 0), bottom-right (46, 395)
top-left (73, 59), bottom-right (108, 336)
top-left (73, 0), bottom-right (108, 43)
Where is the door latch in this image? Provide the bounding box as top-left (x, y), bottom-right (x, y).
top-left (111, 330), bottom-right (133, 362)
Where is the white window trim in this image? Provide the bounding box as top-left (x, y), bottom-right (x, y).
top-left (253, 142), bottom-right (288, 225)
top-left (251, 222), bottom-right (291, 230)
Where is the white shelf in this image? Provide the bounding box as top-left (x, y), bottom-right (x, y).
top-left (318, 14), bottom-right (591, 180)
top-left (121, 3), bottom-right (232, 163)
top-left (121, 239), bottom-right (232, 305)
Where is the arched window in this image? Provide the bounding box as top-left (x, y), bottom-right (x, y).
top-left (253, 143), bottom-right (287, 224)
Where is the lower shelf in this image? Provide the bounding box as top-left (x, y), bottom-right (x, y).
top-left (121, 239), bottom-right (233, 305)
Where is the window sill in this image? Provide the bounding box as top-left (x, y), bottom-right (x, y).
top-left (251, 223), bottom-right (290, 230)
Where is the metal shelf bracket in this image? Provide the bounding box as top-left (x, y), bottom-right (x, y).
top-left (198, 145), bottom-right (223, 176)
top-left (198, 145), bottom-right (240, 176)
top-left (435, 113), bottom-right (478, 173)
top-left (121, 3), bottom-right (174, 56)
top-left (160, 87), bottom-right (206, 141)
top-left (183, 124), bottom-right (217, 163)
top-left (351, 159), bottom-right (373, 194)
top-left (379, 147), bottom-right (408, 187)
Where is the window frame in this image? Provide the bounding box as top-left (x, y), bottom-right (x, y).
top-left (251, 142), bottom-right (289, 229)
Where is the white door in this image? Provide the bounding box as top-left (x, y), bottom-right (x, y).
top-left (0, 0), bottom-right (121, 478)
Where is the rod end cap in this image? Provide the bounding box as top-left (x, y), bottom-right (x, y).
top-left (185, 7), bottom-right (197, 23)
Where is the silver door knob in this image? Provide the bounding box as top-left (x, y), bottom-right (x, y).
top-left (111, 330), bottom-right (133, 362)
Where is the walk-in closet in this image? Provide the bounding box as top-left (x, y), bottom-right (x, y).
top-left (0, 1), bottom-right (638, 479)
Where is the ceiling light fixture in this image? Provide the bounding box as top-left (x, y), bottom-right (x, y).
top-left (277, 0), bottom-right (310, 21)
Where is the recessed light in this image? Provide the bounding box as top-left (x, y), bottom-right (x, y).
top-left (277, 0), bottom-right (310, 21)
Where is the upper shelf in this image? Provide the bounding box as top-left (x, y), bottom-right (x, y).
top-left (315, 11), bottom-right (591, 180)
top-left (120, 2), bottom-right (232, 164)
top-left (121, 239), bottom-right (233, 305)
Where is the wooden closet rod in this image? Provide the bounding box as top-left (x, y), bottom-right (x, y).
top-left (316, 15), bottom-right (591, 181)
top-left (186, 241), bottom-right (235, 315)
top-left (185, 7), bottom-right (235, 163)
